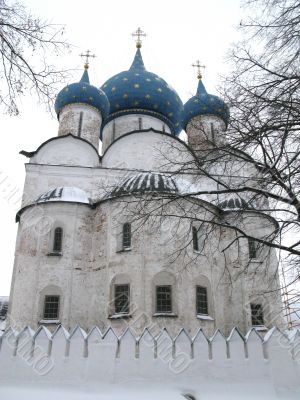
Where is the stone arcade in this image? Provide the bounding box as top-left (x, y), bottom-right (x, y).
top-left (1, 36), bottom-right (300, 399)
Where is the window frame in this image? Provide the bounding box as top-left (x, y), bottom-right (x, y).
top-left (248, 237), bottom-right (258, 259)
top-left (192, 226), bottom-right (199, 252)
top-left (114, 284), bottom-right (130, 315)
top-left (156, 285), bottom-right (172, 314)
top-left (122, 222), bottom-right (131, 249)
top-left (53, 227), bottom-right (63, 253)
top-left (43, 295), bottom-right (60, 320)
top-left (250, 303), bottom-right (264, 326)
top-left (196, 285), bottom-right (208, 315)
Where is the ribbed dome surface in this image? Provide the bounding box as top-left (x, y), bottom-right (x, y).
top-left (182, 79), bottom-right (229, 130)
top-left (110, 172), bottom-right (178, 197)
top-left (36, 187), bottom-right (91, 205)
top-left (55, 69), bottom-right (109, 118)
top-left (101, 49), bottom-right (183, 135)
top-left (218, 197), bottom-right (253, 211)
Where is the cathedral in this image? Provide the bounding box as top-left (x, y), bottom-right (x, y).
top-left (7, 31), bottom-right (283, 338)
top-left (2, 29), bottom-right (300, 400)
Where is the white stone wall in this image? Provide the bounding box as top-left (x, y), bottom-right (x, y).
top-left (9, 113), bottom-right (284, 338)
top-left (58, 103), bottom-right (102, 150)
top-left (9, 196), bottom-right (283, 336)
top-left (0, 326), bottom-right (299, 399)
top-left (102, 114), bottom-right (171, 152)
top-left (186, 114), bottom-right (226, 150)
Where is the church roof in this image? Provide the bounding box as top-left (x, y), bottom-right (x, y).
top-left (218, 197), bottom-right (254, 211)
top-left (109, 172), bottom-right (178, 198)
top-left (100, 49), bottom-right (183, 136)
top-left (182, 79), bottom-right (229, 130)
top-left (36, 187), bottom-right (91, 204)
top-left (55, 68), bottom-right (110, 118)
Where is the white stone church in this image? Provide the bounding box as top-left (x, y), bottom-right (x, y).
top-left (8, 39), bottom-right (283, 335)
top-left (1, 34), bottom-right (299, 400)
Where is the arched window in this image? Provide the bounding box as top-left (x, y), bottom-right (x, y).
top-left (122, 223), bottom-right (131, 249)
top-left (192, 226), bottom-right (199, 251)
top-left (156, 285), bottom-right (172, 313)
top-left (53, 227), bottom-right (63, 253)
top-left (196, 286), bottom-right (208, 315)
top-left (43, 295), bottom-right (60, 320)
top-left (248, 238), bottom-right (257, 259)
top-left (251, 303), bottom-right (264, 326)
top-left (114, 284), bottom-right (130, 314)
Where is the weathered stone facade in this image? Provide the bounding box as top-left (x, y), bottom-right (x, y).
top-left (7, 104), bottom-right (283, 337)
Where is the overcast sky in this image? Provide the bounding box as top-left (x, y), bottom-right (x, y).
top-left (0, 0), bottom-right (244, 295)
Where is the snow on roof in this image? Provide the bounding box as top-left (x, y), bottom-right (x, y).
top-left (0, 296), bottom-right (8, 303)
top-left (36, 187), bottom-right (90, 205)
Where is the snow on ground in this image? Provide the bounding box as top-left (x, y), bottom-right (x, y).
top-left (1, 382), bottom-right (299, 400)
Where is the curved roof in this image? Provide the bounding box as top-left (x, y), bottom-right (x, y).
top-left (36, 187), bottom-right (91, 205)
top-left (182, 79), bottom-right (229, 130)
top-left (55, 68), bottom-right (109, 118)
top-left (109, 172), bottom-right (178, 198)
top-left (218, 197), bottom-right (254, 211)
top-left (100, 49), bottom-right (183, 136)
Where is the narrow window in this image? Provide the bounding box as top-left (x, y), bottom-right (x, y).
top-left (196, 286), bottom-right (208, 315)
top-left (248, 238), bottom-right (257, 259)
top-left (112, 120), bottom-right (116, 141)
top-left (53, 227), bottom-right (63, 253)
top-left (138, 117), bottom-right (143, 130)
top-left (210, 122), bottom-right (215, 144)
top-left (114, 284), bottom-right (130, 314)
top-left (122, 223), bottom-right (131, 249)
top-left (156, 285), bottom-right (172, 313)
top-left (43, 295), bottom-right (60, 320)
top-left (0, 302), bottom-right (8, 319)
top-left (78, 111), bottom-right (83, 137)
top-left (251, 303), bottom-right (264, 326)
top-left (192, 227), bottom-right (199, 251)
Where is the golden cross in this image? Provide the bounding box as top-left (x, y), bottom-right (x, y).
top-left (132, 27), bottom-right (146, 48)
top-left (192, 60), bottom-right (206, 80)
top-left (80, 50), bottom-right (96, 69)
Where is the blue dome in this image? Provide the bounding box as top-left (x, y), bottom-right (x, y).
top-left (100, 49), bottom-right (183, 136)
top-left (55, 69), bottom-right (110, 119)
top-left (182, 80), bottom-right (229, 130)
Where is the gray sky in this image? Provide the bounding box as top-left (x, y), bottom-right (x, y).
top-left (0, 0), bottom-right (243, 295)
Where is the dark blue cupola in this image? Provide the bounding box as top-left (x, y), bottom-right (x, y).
top-left (55, 67), bottom-right (109, 119)
top-left (182, 77), bottom-right (229, 130)
top-left (100, 47), bottom-right (183, 136)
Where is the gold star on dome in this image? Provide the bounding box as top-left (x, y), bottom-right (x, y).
top-left (192, 60), bottom-right (206, 80)
top-left (134, 83), bottom-right (140, 88)
top-left (132, 27), bottom-right (146, 48)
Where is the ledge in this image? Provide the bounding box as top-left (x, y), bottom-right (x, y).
top-left (253, 325), bottom-right (268, 331)
top-left (39, 319), bottom-right (60, 325)
top-left (116, 247), bottom-right (132, 253)
top-left (108, 313), bottom-right (132, 320)
top-left (47, 252), bottom-right (62, 257)
top-left (197, 314), bottom-right (214, 321)
top-left (153, 313), bottom-right (178, 318)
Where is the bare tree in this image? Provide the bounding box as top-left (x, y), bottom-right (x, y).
top-left (101, 0), bottom-right (300, 327)
top-left (0, 0), bottom-right (70, 115)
